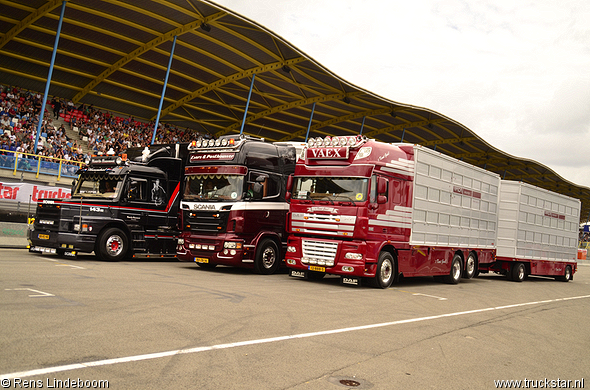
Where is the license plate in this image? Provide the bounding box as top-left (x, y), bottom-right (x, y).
top-left (309, 265), bottom-right (325, 272)
top-left (38, 234), bottom-right (49, 240)
top-left (194, 257), bottom-right (209, 263)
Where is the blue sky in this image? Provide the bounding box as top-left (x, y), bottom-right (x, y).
top-left (213, 0), bottom-right (590, 188)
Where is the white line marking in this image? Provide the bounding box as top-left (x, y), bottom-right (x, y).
top-left (412, 293), bottom-right (447, 301)
top-left (4, 288), bottom-right (55, 297)
top-left (55, 264), bottom-right (86, 269)
top-left (2, 294), bottom-right (589, 380)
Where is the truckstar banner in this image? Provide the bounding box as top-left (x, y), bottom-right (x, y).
top-left (0, 182), bottom-right (71, 203)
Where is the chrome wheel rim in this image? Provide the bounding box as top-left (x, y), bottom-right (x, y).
top-left (466, 255), bottom-right (475, 275)
top-left (380, 258), bottom-right (393, 284)
top-left (452, 260), bottom-right (461, 280)
top-left (106, 235), bottom-right (124, 257)
top-left (261, 247), bottom-right (276, 269)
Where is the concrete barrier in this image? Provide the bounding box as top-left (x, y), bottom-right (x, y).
top-left (0, 221), bottom-right (29, 248)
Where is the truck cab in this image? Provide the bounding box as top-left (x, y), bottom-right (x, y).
top-left (176, 134), bottom-right (301, 274)
top-left (29, 146), bottom-right (184, 260)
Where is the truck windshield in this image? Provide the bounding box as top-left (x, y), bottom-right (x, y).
top-left (293, 177), bottom-right (369, 203)
top-left (73, 175), bottom-right (123, 199)
top-left (183, 174), bottom-right (245, 201)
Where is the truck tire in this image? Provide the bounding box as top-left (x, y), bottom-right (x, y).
top-left (254, 238), bottom-right (280, 275)
top-left (557, 265), bottom-right (572, 282)
top-left (97, 227), bottom-right (128, 261)
top-left (444, 254), bottom-right (462, 284)
top-left (463, 252), bottom-right (477, 279)
top-left (511, 262), bottom-right (526, 282)
top-left (373, 251), bottom-right (395, 289)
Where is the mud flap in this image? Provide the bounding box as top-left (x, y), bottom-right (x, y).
top-left (289, 269), bottom-right (308, 279)
top-left (340, 276), bottom-right (361, 287)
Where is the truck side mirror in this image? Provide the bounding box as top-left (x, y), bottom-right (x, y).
top-left (286, 174), bottom-right (293, 192)
top-left (377, 195), bottom-right (387, 204)
top-left (377, 176), bottom-right (387, 194)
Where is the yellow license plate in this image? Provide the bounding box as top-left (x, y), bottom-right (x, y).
top-left (38, 234), bottom-right (49, 240)
top-left (309, 265), bottom-right (325, 272)
top-left (194, 257), bottom-right (209, 263)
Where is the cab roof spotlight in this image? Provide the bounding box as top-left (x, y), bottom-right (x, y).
top-left (195, 139), bottom-right (202, 148)
top-left (331, 137), bottom-right (339, 146)
top-left (323, 136), bottom-right (331, 147)
top-left (221, 138), bottom-right (228, 146)
top-left (339, 137), bottom-right (348, 146)
top-left (308, 139), bottom-right (315, 148)
top-left (215, 139), bottom-right (221, 147)
top-left (208, 139), bottom-right (215, 147)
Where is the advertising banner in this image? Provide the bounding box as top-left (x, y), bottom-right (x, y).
top-left (0, 182), bottom-right (71, 203)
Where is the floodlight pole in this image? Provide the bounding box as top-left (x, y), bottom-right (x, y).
top-left (34, 0), bottom-right (67, 154)
top-left (239, 74), bottom-right (256, 136)
top-left (304, 102), bottom-right (316, 142)
top-left (152, 35), bottom-right (177, 145)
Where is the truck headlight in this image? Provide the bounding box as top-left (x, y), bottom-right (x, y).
top-left (344, 253), bottom-right (363, 260)
top-left (223, 241), bottom-right (242, 249)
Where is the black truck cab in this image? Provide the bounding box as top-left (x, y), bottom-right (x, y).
top-left (29, 145), bottom-right (184, 260)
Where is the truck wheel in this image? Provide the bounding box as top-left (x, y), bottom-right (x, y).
top-left (373, 251), bottom-right (395, 289)
top-left (254, 239), bottom-right (280, 275)
top-left (511, 262), bottom-right (526, 282)
top-left (444, 254), bottom-right (462, 284)
top-left (97, 228), bottom-right (128, 261)
top-left (463, 252), bottom-right (477, 279)
top-left (557, 265), bottom-right (572, 282)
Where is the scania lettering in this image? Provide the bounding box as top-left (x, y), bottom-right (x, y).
top-left (29, 145), bottom-right (185, 260)
top-left (285, 136), bottom-right (580, 288)
top-left (176, 134), bottom-right (302, 274)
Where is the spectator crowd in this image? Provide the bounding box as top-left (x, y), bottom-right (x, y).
top-left (0, 84), bottom-right (212, 175)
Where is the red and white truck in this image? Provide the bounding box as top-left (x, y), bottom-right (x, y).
top-left (285, 136), bottom-right (580, 287)
top-left (176, 134), bottom-right (303, 274)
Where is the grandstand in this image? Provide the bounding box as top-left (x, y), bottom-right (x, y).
top-left (0, 0), bottom-right (589, 220)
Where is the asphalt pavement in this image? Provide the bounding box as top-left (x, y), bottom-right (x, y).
top-left (1, 249), bottom-right (589, 389)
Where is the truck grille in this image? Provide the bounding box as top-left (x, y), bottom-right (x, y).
top-left (185, 210), bottom-right (229, 233)
top-left (33, 204), bottom-right (62, 232)
top-left (301, 239), bottom-right (338, 266)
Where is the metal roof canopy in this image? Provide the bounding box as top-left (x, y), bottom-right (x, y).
top-left (1, 0), bottom-right (589, 220)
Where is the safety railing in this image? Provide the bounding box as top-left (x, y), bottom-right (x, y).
top-left (0, 149), bottom-right (83, 180)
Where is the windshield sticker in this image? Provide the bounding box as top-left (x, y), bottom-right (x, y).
top-left (355, 193), bottom-right (363, 201)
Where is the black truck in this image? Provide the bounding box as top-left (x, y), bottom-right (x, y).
top-left (29, 144), bottom-right (185, 260)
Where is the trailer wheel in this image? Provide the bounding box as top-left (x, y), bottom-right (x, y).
top-left (97, 227), bottom-right (128, 261)
top-left (254, 239), bottom-right (280, 275)
top-left (372, 251), bottom-right (395, 289)
top-left (444, 254), bottom-right (462, 284)
top-left (557, 265), bottom-right (572, 282)
top-left (463, 252), bottom-right (477, 279)
top-left (512, 262), bottom-right (526, 282)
